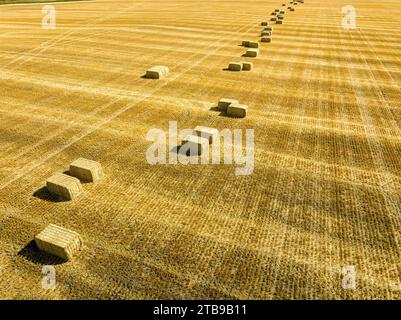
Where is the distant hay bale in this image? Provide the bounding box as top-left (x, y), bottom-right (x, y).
top-left (181, 135), bottom-right (209, 156)
top-left (271, 12), bottom-right (277, 15)
top-left (228, 62), bottom-right (242, 71)
top-left (218, 98), bottom-right (239, 111)
top-left (248, 41), bottom-right (259, 48)
top-left (242, 40), bottom-right (251, 47)
top-left (244, 48), bottom-right (259, 57)
top-left (261, 36), bottom-right (272, 43)
top-left (280, 10), bottom-right (285, 14)
top-left (276, 20), bottom-right (283, 24)
top-left (241, 61), bottom-right (253, 71)
top-left (46, 173), bottom-right (82, 201)
top-left (145, 66), bottom-right (169, 79)
top-left (261, 31), bottom-right (272, 36)
top-left (270, 17), bottom-right (277, 22)
top-left (35, 224), bottom-right (83, 261)
top-left (194, 126), bottom-right (219, 144)
top-left (275, 9), bottom-right (280, 12)
top-left (277, 15), bottom-right (284, 20)
top-left (227, 104), bottom-right (248, 118)
top-left (290, 8), bottom-right (295, 11)
top-left (263, 26), bottom-right (273, 31)
top-left (70, 158), bottom-right (103, 183)
top-left (261, 21), bottom-right (268, 26)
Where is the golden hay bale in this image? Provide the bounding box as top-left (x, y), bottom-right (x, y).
top-left (194, 126), bottom-right (219, 144)
top-left (248, 41), bottom-right (259, 48)
top-left (263, 26), bottom-right (273, 31)
top-left (270, 17), bottom-right (277, 22)
top-left (261, 31), bottom-right (272, 36)
top-left (70, 158), bottom-right (103, 183)
top-left (244, 48), bottom-right (259, 57)
top-left (35, 224), bottom-right (83, 261)
top-left (276, 20), bottom-right (283, 24)
top-left (241, 61), bottom-right (253, 71)
top-left (145, 66), bottom-right (169, 79)
top-left (261, 21), bottom-right (268, 26)
top-left (272, 12), bottom-right (277, 15)
top-left (218, 98), bottom-right (239, 111)
top-left (280, 10), bottom-right (285, 14)
top-left (275, 9), bottom-right (280, 12)
top-left (228, 62), bottom-right (242, 71)
top-left (227, 104), bottom-right (248, 118)
top-left (181, 135), bottom-right (209, 156)
top-left (261, 36), bottom-right (272, 43)
top-left (46, 173), bottom-right (82, 201)
top-left (290, 8), bottom-right (295, 11)
top-left (242, 40), bottom-right (251, 47)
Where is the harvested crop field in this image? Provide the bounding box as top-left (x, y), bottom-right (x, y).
top-left (0, 0), bottom-right (401, 299)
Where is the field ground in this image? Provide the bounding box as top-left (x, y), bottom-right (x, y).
top-left (0, 0), bottom-right (81, 5)
top-left (0, 0), bottom-right (401, 299)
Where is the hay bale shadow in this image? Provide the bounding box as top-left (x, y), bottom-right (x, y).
top-left (170, 145), bottom-right (199, 157)
top-left (209, 106), bottom-right (229, 117)
top-left (18, 240), bottom-right (65, 265)
top-left (209, 106), bottom-right (220, 112)
top-left (33, 187), bottom-right (66, 203)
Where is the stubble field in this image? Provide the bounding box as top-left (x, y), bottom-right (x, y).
top-left (0, 0), bottom-right (401, 299)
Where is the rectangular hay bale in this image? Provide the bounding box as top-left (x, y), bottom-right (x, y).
top-left (261, 36), bottom-right (272, 43)
top-left (145, 66), bottom-right (169, 79)
top-left (218, 98), bottom-right (239, 111)
top-left (35, 224), bottom-right (83, 261)
top-left (46, 173), bottom-right (82, 201)
top-left (248, 41), bottom-right (259, 48)
top-left (241, 61), bottom-right (253, 71)
top-left (228, 62), bottom-right (242, 71)
top-left (244, 48), bottom-right (259, 57)
top-left (70, 158), bottom-right (103, 182)
top-left (227, 104), bottom-right (248, 118)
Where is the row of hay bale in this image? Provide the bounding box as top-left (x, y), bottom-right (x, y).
top-left (270, 0), bottom-right (305, 24)
top-left (33, 158), bottom-right (104, 260)
top-left (46, 158), bottom-right (103, 201)
top-left (181, 99), bottom-right (247, 155)
top-left (218, 98), bottom-right (248, 118)
top-left (228, 61), bottom-right (253, 71)
top-left (31, 1), bottom-right (310, 263)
